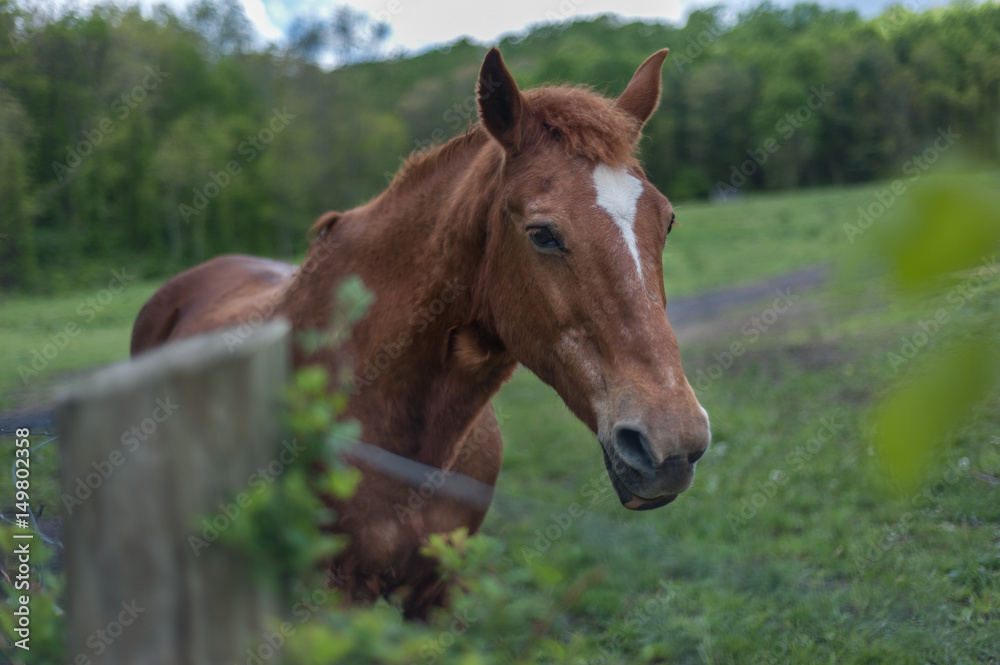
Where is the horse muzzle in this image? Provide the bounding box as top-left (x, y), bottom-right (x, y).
top-left (600, 418), bottom-right (709, 510)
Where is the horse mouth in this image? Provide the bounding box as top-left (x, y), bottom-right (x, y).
top-left (624, 494), bottom-right (677, 510)
top-left (601, 447), bottom-right (679, 511)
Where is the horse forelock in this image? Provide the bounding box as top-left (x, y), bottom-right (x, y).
top-left (520, 86), bottom-right (641, 166)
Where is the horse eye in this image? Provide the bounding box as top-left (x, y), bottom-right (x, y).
top-left (667, 212), bottom-right (676, 235)
top-left (528, 226), bottom-right (561, 250)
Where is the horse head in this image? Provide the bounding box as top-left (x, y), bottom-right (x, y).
top-left (475, 48), bottom-right (711, 510)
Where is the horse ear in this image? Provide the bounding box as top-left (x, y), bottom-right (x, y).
top-left (614, 49), bottom-right (669, 130)
top-left (478, 47), bottom-right (523, 151)
top-left (309, 210), bottom-right (342, 239)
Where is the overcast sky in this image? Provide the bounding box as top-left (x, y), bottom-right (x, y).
top-left (234, 0), bottom-right (939, 52)
top-left (73, 0), bottom-right (941, 53)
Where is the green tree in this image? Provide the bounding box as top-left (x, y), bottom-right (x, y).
top-left (0, 87), bottom-right (39, 290)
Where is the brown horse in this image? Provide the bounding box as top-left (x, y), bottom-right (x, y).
top-left (131, 47), bottom-right (711, 617)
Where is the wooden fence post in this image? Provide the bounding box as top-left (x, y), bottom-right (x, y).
top-left (57, 319), bottom-right (291, 665)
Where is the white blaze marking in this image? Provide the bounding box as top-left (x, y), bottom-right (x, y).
top-left (593, 163), bottom-right (645, 283)
top-left (700, 405), bottom-right (712, 454)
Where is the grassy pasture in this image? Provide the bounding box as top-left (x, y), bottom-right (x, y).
top-left (489, 279), bottom-right (1000, 663)
top-left (0, 176), bottom-right (929, 410)
top-left (1, 172), bottom-right (999, 662)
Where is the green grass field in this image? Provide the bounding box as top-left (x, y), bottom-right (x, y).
top-left (2, 172), bottom-right (999, 663)
top-left (488, 283), bottom-right (1000, 663)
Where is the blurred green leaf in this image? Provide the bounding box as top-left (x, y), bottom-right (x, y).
top-left (874, 343), bottom-right (998, 492)
top-left (338, 274), bottom-right (375, 322)
top-left (326, 466), bottom-right (361, 499)
top-left (295, 365), bottom-right (329, 393)
top-left (528, 560), bottom-right (565, 587)
top-left (880, 182), bottom-right (1000, 289)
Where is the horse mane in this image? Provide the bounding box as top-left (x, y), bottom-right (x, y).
top-left (384, 85), bottom-right (641, 196)
top-left (386, 126), bottom-right (491, 195)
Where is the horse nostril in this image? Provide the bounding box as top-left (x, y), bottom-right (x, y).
top-left (687, 447), bottom-right (706, 465)
top-left (612, 424), bottom-right (653, 471)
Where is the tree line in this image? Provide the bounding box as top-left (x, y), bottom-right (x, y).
top-left (1, 0), bottom-right (998, 292)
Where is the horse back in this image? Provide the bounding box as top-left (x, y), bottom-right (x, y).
top-left (131, 254), bottom-right (296, 356)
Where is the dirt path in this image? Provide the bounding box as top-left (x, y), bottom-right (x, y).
top-left (0, 265), bottom-right (829, 435)
top-left (666, 265), bottom-right (827, 328)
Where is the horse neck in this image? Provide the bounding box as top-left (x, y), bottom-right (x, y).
top-left (285, 131), bottom-right (516, 467)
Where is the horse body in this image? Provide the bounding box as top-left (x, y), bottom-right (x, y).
top-left (130, 255), bottom-right (294, 347)
top-left (132, 48), bottom-right (711, 617)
